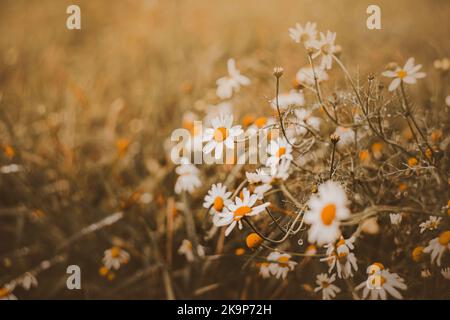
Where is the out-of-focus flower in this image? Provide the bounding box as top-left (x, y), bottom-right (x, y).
top-left (314, 273), bottom-right (340, 300)
top-left (103, 247), bottom-right (130, 270)
top-left (433, 58), bottom-right (449, 72)
top-left (389, 213), bottom-right (402, 225)
top-left (267, 252), bottom-right (297, 279)
top-left (356, 263), bottom-right (407, 300)
top-left (296, 66), bottom-right (328, 86)
top-left (333, 126), bottom-right (354, 151)
top-left (441, 267), bottom-right (450, 280)
top-left (0, 164), bottom-right (23, 174)
top-left (246, 233), bottom-right (263, 249)
top-left (445, 95), bottom-right (450, 107)
top-left (203, 183), bottom-right (232, 215)
top-left (294, 108), bottom-right (321, 135)
top-left (371, 142), bottom-right (383, 160)
top-left (423, 231), bottom-right (450, 266)
top-left (288, 22), bottom-right (317, 48)
top-left (178, 239), bottom-right (205, 262)
top-left (411, 246), bottom-right (425, 263)
top-left (0, 283), bottom-right (17, 300)
top-left (245, 116), bottom-right (275, 137)
top-left (321, 237), bottom-right (358, 279)
top-left (246, 160), bottom-right (291, 199)
top-left (382, 57), bottom-right (426, 91)
top-left (259, 262), bottom-right (271, 279)
top-left (419, 216), bottom-right (442, 233)
top-left (18, 273), bottom-right (38, 291)
top-left (174, 158), bottom-right (201, 194)
top-left (203, 114), bottom-right (243, 160)
top-left (271, 90), bottom-right (305, 110)
top-left (311, 31), bottom-right (338, 70)
top-left (304, 181), bottom-right (350, 246)
top-left (216, 58), bottom-right (250, 99)
top-left (421, 269), bottom-right (431, 278)
top-left (214, 188), bottom-right (270, 236)
top-left (204, 102), bottom-right (233, 126)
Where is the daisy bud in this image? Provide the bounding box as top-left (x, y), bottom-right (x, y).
top-left (246, 233), bottom-right (263, 249)
top-left (330, 133), bottom-right (340, 144)
top-left (334, 44), bottom-right (342, 57)
top-left (235, 248), bottom-right (245, 256)
top-left (273, 67), bottom-right (284, 78)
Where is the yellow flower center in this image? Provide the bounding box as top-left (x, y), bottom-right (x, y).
top-left (214, 127), bottom-right (228, 142)
top-left (411, 246), bottom-right (424, 262)
top-left (234, 206), bottom-right (252, 220)
top-left (110, 247), bottom-right (121, 258)
top-left (277, 256), bottom-right (290, 267)
top-left (369, 262), bottom-right (385, 274)
top-left (213, 197), bottom-right (224, 212)
top-left (438, 231), bottom-right (450, 246)
top-left (321, 281), bottom-right (330, 288)
top-left (276, 147), bottom-right (286, 158)
top-left (408, 157), bottom-right (418, 167)
top-left (99, 266), bottom-right (109, 277)
top-left (246, 233), bottom-right (263, 249)
top-left (0, 287), bottom-right (11, 298)
top-left (396, 70), bottom-right (407, 79)
top-left (254, 117), bottom-right (268, 129)
top-left (321, 204), bottom-right (337, 225)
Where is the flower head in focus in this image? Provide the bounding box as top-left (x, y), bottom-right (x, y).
top-left (203, 114), bottom-right (243, 160)
top-left (382, 57), bottom-right (426, 91)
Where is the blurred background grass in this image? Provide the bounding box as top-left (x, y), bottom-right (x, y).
top-left (0, 0), bottom-right (448, 299)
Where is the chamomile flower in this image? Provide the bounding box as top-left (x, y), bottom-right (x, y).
top-left (203, 183), bottom-right (232, 215)
top-left (203, 114), bottom-right (243, 160)
top-left (294, 108), bottom-right (321, 135)
top-left (246, 161), bottom-right (291, 199)
top-left (259, 262), bottom-right (271, 279)
top-left (245, 116), bottom-right (275, 137)
top-left (441, 267), bottom-right (450, 280)
top-left (0, 283), bottom-right (17, 300)
top-left (389, 213), bottom-right (402, 225)
top-left (419, 216), bottom-right (442, 233)
top-left (203, 102), bottom-right (233, 126)
top-left (321, 237), bottom-right (358, 279)
top-left (214, 188), bottom-right (270, 236)
top-left (382, 57), bottom-right (426, 91)
top-left (174, 158), bottom-right (202, 194)
top-left (356, 263), bottom-right (407, 300)
top-left (288, 22), bottom-right (317, 48)
top-left (103, 246), bottom-right (130, 271)
top-left (178, 239), bottom-right (205, 262)
top-left (216, 58), bottom-right (250, 99)
top-left (304, 181), bottom-right (351, 246)
top-left (266, 137), bottom-right (293, 170)
top-left (314, 273), bottom-right (340, 300)
top-left (271, 90), bottom-right (305, 110)
top-left (296, 66), bottom-right (329, 86)
top-left (267, 252), bottom-right (297, 279)
top-left (423, 231), bottom-right (450, 266)
top-left (17, 272), bottom-right (38, 291)
top-left (311, 31), bottom-right (338, 70)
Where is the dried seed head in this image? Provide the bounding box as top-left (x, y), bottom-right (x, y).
top-left (368, 73), bottom-right (375, 81)
top-left (330, 133), bottom-right (340, 144)
top-left (273, 67), bottom-right (284, 78)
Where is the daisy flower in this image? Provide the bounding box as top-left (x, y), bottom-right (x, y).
top-left (356, 263), bottom-right (407, 300)
top-left (304, 181), bottom-right (351, 246)
top-left (0, 283), bottom-right (17, 300)
top-left (245, 116), bottom-right (275, 137)
top-left (419, 216), bottom-right (442, 233)
top-left (174, 158), bottom-right (202, 194)
top-left (423, 230), bottom-right (450, 266)
top-left (441, 267), bottom-right (450, 280)
top-left (203, 183), bottom-right (232, 215)
top-left (246, 161), bottom-right (291, 199)
top-left (213, 188), bottom-right (270, 236)
top-left (314, 273), bottom-right (341, 300)
top-left (389, 213), bottom-right (402, 225)
top-left (203, 102), bottom-right (233, 126)
top-left (311, 31), bottom-right (338, 70)
top-left (271, 90), bottom-right (305, 110)
top-left (288, 22), bottom-right (317, 48)
top-left (18, 272), bottom-right (38, 291)
top-left (296, 66), bottom-right (329, 86)
top-left (321, 237), bottom-right (358, 279)
top-left (203, 114), bottom-right (243, 160)
top-left (294, 108), bottom-right (321, 135)
top-left (216, 58), bottom-right (250, 99)
top-left (259, 262), bottom-right (271, 279)
top-left (266, 137), bottom-right (293, 171)
top-left (178, 239), bottom-right (205, 262)
top-left (103, 246), bottom-right (130, 270)
top-left (382, 57), bottom-right (426, 91)
top-left (267, 252), bottom-right (297, 279)
top-left (421, 269), bottom-right (431, 278)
